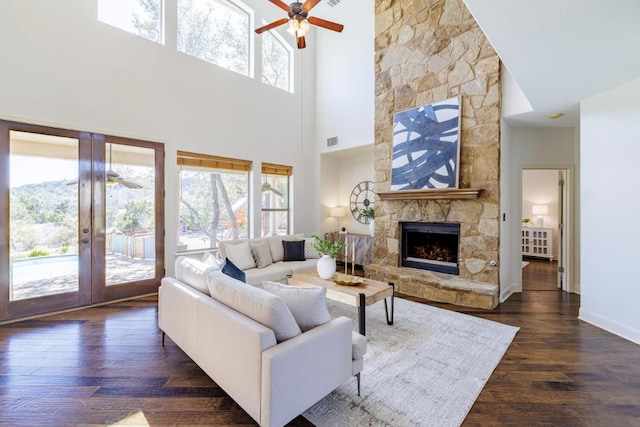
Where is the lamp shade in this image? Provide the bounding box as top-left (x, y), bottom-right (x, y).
top-left (531, 204), bottom-right (548, 215)
top-left (330, 207), bottom-right (346, 218)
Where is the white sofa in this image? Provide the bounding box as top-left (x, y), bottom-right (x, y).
top-left (158, 257), bottom-right (367, 427)
top-left (217, 234), bottom-right (319, 285)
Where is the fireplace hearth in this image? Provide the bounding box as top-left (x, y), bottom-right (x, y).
top-left (401, 222), bottom-right (460, 275)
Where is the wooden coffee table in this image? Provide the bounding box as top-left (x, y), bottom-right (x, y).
top-left (287, 270), bottom-right (394, 336)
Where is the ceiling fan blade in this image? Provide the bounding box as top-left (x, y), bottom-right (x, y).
top-left (308, 16), bottom-right (344, 32)
top-left (297, 36), bottom-right (306, 49)
top-left (119, 180), bottom-right (143, 189)
top-left (255, 18), bottom-right (289, 34)
top-left (302, 0), bottom-right (321, 12)
top-left (269, 0), bottom-right (291, 12)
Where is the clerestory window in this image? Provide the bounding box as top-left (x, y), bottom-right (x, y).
top-left (177, 0), bottom-right (252, 76)
top-left (98, 0), bottom-right (164, 44)
top-left (261, 28), bottom-right (293, 92)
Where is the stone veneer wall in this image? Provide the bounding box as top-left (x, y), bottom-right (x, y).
top-left (369, 0), bottom-right (501, 304)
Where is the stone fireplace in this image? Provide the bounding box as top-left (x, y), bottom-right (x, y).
top-left (365, 0), bottom-right (501, 309)
top-left (401, 222), bottom-right (460, 275)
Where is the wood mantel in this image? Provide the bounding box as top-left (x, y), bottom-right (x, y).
top-left (377, 188), bottom-right (481, 200)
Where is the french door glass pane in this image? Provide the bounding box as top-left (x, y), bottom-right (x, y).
top-left (105, 143), bottom-right (156, 286)
top-left (9, 131), bottom-right (79, 301)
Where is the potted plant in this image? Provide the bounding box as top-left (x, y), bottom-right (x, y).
top-left (311, 233), bottom-right (344, 279)
top-left (361, 206), bottom-right (375, 236)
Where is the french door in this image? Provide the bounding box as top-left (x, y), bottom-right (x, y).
top-left (0, 121), bottom-right (164, 321)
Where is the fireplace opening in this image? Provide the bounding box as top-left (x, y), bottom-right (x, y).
top-left (401, 222), bottom-right (460, 275)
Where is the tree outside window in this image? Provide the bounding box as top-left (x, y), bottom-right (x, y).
top-left (177, 152), bottom-right (250, 252)
top-left (261, 29), bottom-right (293, 92)
top-left (99, 0), bottom-right (163, 44)
top-left (177, 0), bottom-right (251, 76)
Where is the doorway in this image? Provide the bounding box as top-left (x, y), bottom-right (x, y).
top-left (521, 168), bottom-right (571, 292)
top-left (0, 121), bottom-right (164, 321)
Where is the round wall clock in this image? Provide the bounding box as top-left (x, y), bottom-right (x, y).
top-left (350, 180), bottom-right (375, 224)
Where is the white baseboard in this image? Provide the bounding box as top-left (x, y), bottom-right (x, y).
top-left (500, 282), bottom-right (520, 303)
top-left (579, 308), bottom-right (640, 346)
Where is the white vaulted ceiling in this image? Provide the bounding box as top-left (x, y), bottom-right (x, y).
top-left (463, 0), bottom-right (640, 126)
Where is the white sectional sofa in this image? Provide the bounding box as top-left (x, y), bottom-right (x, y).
top-left (217, 234), bottom-right (319, 285)
top-left (158, 257), bottom-right (367, 427)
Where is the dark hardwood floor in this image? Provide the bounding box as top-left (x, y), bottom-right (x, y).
top-left (1, 267), bottom-right (640, 426)
top-left (522, 257), bottom-right (559, 291)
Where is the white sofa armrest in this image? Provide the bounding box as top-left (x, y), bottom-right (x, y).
top-left (260, 316), bottom-right (353, 427)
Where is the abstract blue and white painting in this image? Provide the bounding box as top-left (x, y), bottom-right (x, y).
top-left (391, 96), bottom-right (461, 190)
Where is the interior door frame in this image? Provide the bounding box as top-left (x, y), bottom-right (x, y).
top-left (0, 120), bottom-right (164, 321)
top-left (519, 165), bottom-right (574, 293)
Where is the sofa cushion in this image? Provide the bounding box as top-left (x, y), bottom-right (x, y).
top-left (251, 240), bottom-right (273, 268)
top-left (175, 256), bottom-right (219, 296)
top-left (244, 263), bottom-right (292, 286)
top-left (351, 331), bottom-right (367, 360)
top-left (224, 241), bottom-right (257, 271)
top-left (222, 258), bottom-right (246, 283)
top-left (207, 271), bottom-right (301, 343)
top-left (283, 259), bottom-right (319, 275)
top-left (268, 235), bottom-right (303, 263)
top-left (262, 281), bottom-right (331, 332)
top-left (282, 240), bottom-right (305, 262)
top-left (303, 238), bottom-right (321, 259)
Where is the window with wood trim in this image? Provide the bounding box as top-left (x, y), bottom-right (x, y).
top-left (261, 162), bottom-right (291, 237)
top-left (177, 151), bottom-right (251, 252)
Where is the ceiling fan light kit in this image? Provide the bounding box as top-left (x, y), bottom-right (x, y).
top-left (255, 0), bottom-right (343, 49)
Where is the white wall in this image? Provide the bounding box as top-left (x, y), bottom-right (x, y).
top-left (0, 0), bottom-right (318, 273)
top-left (319, 146), bottom-right (374, 236)
top-left (504, 126), bottom-right (577, 294)
top-left (499, 120), bottom-right (516, 301)
top-left (580, 77), bottom-right (640, 345)
top-left (315, 1), bottom-right (375, 153)
top-left (314, 2), bottom-right (375, 234)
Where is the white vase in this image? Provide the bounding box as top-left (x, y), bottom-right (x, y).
top-left (316, 255), bottom-right (336, 279)
top-left (369, 219), bottom-right (375, 236)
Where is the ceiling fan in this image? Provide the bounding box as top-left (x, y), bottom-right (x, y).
top-left (67, 144), bottom-right (143, 189)
top-left (105, 144), bottom-right (143, 189)
top-left (255, 0), bottom-right (344, 49)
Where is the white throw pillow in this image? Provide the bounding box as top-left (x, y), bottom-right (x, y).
top-left (251, 240), bottom-right (273, 268)
top-left (224, 241), bottom-right (256, 271)
top-left (262, 281), bottom-right (331, 332)
top-left (304, 237), bottom-right (321, 259)
top-left (207, 271), bottom-right (301, 343)
top-left (201, 251), bottom-right (223, 268)
top-left (175, 256), bottom-right (219, 296)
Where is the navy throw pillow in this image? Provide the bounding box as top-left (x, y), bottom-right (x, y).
top-left (282, 240), bottom-right (305, 261)
top-left (221, 257), bottom-right (246, 282)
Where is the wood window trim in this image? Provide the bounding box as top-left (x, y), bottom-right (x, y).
top-left (262, 162), bottom-right (292, 176)
top-left (177, 151), bottom-right (252, 172)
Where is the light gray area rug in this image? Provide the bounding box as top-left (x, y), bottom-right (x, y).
top-left (304, 297), bottom-right (519, 427)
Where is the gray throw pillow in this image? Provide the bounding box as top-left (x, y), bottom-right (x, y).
top-left (251, 240), bottom-right (273, 268)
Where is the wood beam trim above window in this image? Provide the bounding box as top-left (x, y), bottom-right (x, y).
top-left (177, 150), bottom-right (252, 172)
top-left (262, 162), bottom-right (292, 176)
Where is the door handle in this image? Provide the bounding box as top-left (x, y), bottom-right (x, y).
top-left (83, 228), bottom-right (90, 234)
top-left (82, 238), bottom-right (90, 244)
